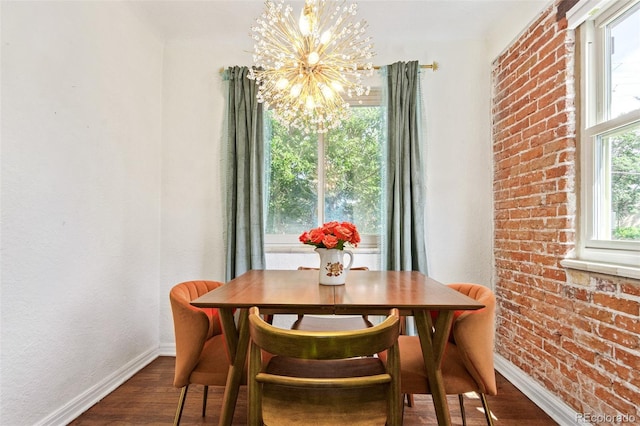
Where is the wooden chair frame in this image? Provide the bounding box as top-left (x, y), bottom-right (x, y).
top-left (248, 307), bottom-right (402, 426)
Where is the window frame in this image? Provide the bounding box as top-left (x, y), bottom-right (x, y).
top-left (264, 90), bottom-right (383, 251)
top-left (576, 0), bottom-right (640, 268)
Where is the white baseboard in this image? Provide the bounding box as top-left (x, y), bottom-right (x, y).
top-left (158, 342), bottom-right (176, 357)
top-left (36, 347), bottom-right (159, 426)
top-left (494, 354), bottom-right (581, 426)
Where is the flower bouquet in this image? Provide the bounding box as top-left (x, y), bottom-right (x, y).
top-left (299, 221), bottom-right (360, 250)
top-left (299, 221), bottom-right (359, 285)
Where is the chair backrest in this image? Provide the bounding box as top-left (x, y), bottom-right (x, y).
top-left (169, 280), bottom-right (224, 387)
top-left (248, 307), bottom-right (402, 425)
top-left (448, 283), bottom-right (497, 395)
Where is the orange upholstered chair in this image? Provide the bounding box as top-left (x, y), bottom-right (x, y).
top-left (169, 280), bottom-right (230, 425)
top-left (400, 283), bottom-right (497, 426)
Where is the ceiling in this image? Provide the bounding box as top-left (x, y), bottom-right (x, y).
top-left (128, 0), bottom-right (550, 46)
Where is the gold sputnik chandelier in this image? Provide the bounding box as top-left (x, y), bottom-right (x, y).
top-left (248, 0), bottom-right (375, 133)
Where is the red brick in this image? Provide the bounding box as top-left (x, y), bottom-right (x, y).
top-left (575, 358), bottom-right (613, 383)
top-left (614, 347), bottom-right (640, 370)
top-left (561, 339), bottom-right (596, 363)
top-left (597, 356), bottom-right (634, 383)
top-left (574, 332), bottom-right (613, 357)
top-left (596, 324), bottom-right (639, 350)
top-left (611, 382), bottom-right (640, 413)
top-left (621, 282), bottom-right (640, 297)
top-left (574, 302), bottom-right (615, 324)
top-left (614, 315), bottom-right (640, 335)
top-left (593, 294), bottom-right (639, 316)
top-left (593, 385), bottom-right (638, 416)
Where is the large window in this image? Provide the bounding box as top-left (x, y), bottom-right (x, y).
top-left (577, 0), bottom-right (640, 266)
top-left (264, 99), bottom-right (383, 247)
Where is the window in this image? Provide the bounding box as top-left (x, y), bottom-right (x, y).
top-left (264, 94), bottom-right (383, 248)
top-left (577, 0), bottom-right (640, 267)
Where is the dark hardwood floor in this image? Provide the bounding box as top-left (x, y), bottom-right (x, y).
top-left (69, 356), bottom-right (558, 425)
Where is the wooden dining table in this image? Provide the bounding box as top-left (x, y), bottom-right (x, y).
top-left (191, 269), bottom-right (485, 426)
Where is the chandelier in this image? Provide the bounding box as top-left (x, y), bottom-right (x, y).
top-left (249, 0), bottom-right (375, 133)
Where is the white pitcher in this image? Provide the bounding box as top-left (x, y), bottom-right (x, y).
top-left (315, 248), bottom-right (354, 285)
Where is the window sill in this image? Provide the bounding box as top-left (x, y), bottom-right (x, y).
top-left (561, 258), bottom-right (640, 280)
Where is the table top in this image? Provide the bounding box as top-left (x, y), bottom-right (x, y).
top-left (191, 270), bottom-right (484, 315)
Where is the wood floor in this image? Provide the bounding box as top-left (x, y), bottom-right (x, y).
top-left (69, 356), bottom-right (558, 425)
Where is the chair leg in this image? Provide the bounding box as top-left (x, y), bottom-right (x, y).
top-left (479, 393), bottom-right (494, 426)
top-left (458, 394), bottom-right (466, 426)
top-left (173, 385), bottom-right (188, 426)
top-left (202, 385), bottom-right (208, 417)
top-left (404, 393), bottom-right (414, 407)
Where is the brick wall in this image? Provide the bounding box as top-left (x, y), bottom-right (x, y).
top-left (492, 1), bottom-right (640, 424)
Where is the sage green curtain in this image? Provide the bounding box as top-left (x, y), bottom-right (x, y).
top-left (382, 61), bottom-right (427, 273)
top-left (224, 66), bottom-right (265, 281)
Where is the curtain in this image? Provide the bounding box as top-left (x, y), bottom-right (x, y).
top-left (381, 61), bottom-right (428, 273)
top-left (224, 66), bottom-right (265, 281)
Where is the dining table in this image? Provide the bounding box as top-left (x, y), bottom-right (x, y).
top-left (191, 269), bottom-right (485, 426)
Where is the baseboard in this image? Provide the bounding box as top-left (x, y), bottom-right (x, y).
top-left (36, 347), bottom-right (159, 426)
top-left (494, 354), bottom-right (580, 426)
top-left (158, 342), bottom-right (176, 357)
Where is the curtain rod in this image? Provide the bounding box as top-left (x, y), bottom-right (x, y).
top-left (371, 61), bottom-right (438, 71)
top-left (219, 61), bottom-right (438, 73)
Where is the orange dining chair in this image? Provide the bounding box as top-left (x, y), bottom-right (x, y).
top-left (169, 280), bottom-right (232, 425)
top-left (248, 306), bottom-right (402, 426)
top-left (399, 283), bottom-right (497, 426)
top-left (292, 266), bottom-right (373, 331)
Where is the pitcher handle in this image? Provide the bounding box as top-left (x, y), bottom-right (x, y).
top-left (343, 250), bottom-right (354, 272)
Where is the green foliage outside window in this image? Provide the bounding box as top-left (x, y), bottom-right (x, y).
top-left (611, 127), bottom-right (640, 240)
top-left (265, 120), bottom-right (318, 235)
top-left (265, 107), bottom-right (383, 236)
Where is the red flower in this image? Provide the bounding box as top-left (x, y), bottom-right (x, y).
top-left (308, 228), bottom-right (325, 244)
top-left (299, 232), bottom-right (310, 244)
top-left (298, 221), bottom-right (360, 250)
top-left (334, 225), bottom-right (353, 242)
top-left (322, 221), bottom-right (339, 235)
top-left (322, 234), bottom-right (339, 249)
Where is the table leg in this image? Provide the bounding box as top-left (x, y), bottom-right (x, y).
top-left (414, 309), bottom-right (455, 426)
top-left (218, 308), bottom-right (250, 426)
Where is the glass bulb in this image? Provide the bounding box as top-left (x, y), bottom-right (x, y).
top-left (308, 51), bottom-right (320, 65)
top-left (290, 83), bottom-right (303, 97)
top-left (331, 81), bottom-right (344, 92)
top-left (321, 84), bottom-right (334, 99)
top-left (299, 9), bottom-right (311, 35)
top-left (305, 95), bottom-right (316, 110)
top-left (276, 78), bottom-right (289, 90)
top-left (320, 30), bottom-right (331, 45)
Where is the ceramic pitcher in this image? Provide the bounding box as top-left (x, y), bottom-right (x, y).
top-left (315, 248), bottom-right (354, 285)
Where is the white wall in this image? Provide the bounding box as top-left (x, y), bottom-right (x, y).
top-left (0, 2), bottom-right (163, 424)
top-left (158, 40), bottom-right (245, 348)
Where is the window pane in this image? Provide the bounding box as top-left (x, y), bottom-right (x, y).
top-left (324, 107), bottom-right (383, 234)
top-left (596, 123), bottom-right (640, 241)
top-left (265, 116), bottom-right (318, 234)
top-left (608, 4), bottom-right (640, 118)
